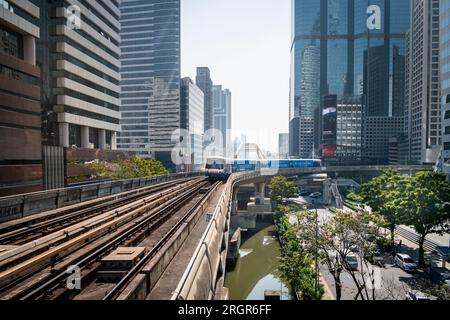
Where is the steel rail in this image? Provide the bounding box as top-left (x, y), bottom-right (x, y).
top-left (0, 178), bottom-right (195, 245)
top-left (15, 181), bottom-right (211, 300)
top-left (103, 182), bottom-right (221, 300)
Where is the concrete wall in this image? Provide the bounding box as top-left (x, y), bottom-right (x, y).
top-left (0, 173), bottom-right (201, 223)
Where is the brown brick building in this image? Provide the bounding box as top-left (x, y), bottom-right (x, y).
top-left (0, 1), bottom-right (42, 196)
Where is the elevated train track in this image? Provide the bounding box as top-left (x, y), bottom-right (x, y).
top-left (0, 177), bottom-right (221, 300)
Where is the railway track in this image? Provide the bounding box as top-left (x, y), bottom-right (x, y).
top-left (0, 178), bottom-right (219, 300)
top-left (103, 181), bottom-right (221, 300)
top-left (0, 177), bottom-right (196, 245)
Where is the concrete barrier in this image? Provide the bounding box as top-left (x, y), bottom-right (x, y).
top-left (171, 172), bottom-right (258, 300)
top-left (0, 173), bottom-right (202, 223)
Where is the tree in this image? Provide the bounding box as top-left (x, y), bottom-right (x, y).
top-left (277, 248), bottom-right (323, 300)
top-left (89, 156), bottom-right (169, 181)
top-left (402, 172), bottom-right (450, 267)
top-left (361, 169), bottom-right (406, 244)
top-left (297, 209), bottom-right (384, 300)
top-left (269, 176), bottom-right (297, 206)
top-left (276, 214), bottom-right (324, 300)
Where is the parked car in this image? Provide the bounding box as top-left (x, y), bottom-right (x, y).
top-left (299, 190), bottom-right (311, 197)
top-left (430, 267), bottom-right (450, 284)
top-left (395, 253), bottom-right (418, 272)
top-left (344, 254), bottom-right (359, 271)
top-left (405, 290), bottom-right (435, 300)
top-left (309, 192), bottom-right (322, 199)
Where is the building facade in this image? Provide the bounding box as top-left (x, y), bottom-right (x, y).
top-left (118, 0), bottom-right (181, 171)
top-left (212, 85), bottom-right (232, 151)
top-left (278, 133), bottom-right (289, 159)
top-left (38, 0), bottom-right (121, 151)
top-left (290, 0), bottom-right (411, 161)
top-left (321, 95), bottom-right (363, 165)
top-left (363, 116), bottom-right (404, 163)
top-left (440, 0), bottom-right (450, 177)
top-left (405, 0), bottom-right (441, 164)
top-left (196, 67), bottom-right (213, 133)
top-left (0, 0), bottom-right (42, 196)
top-left (180, 77), bottom-right (204, 172)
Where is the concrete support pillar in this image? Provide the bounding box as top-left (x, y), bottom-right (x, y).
top-left (255, 183), bottom-right (266, 205)
top-left (98, 129), bottom-right (106, 150)
top-left (23, 36), bottom-right (36, 65)
top-left (111, 131), bottom-right (117, 150)
top-left (59, 122), bottom-right (69, 147)
top-left (231, 187), bottom-right (239, 215)
top-left (81, 126), bottom-right (90, 149)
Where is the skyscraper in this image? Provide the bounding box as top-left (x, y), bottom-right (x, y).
top-left (39, 1), bottom-right (121, 151)
top-left (405, 0), bottom-right (441, 165)
top-left (212, 85), bottom-right (232, 150)
top-left (290, 0), bottom-right (411, 161)
top-left (440, 0), bottom-right (450, 177)
top-left (196, 67), bottom-right (213, 133)
top-left (0, 0), bottom-right (41, 196)
top-left (180, 77), bottom-right (204, 172)
top-left (278, 133), bottom-right (289, 159)
top-left (119, 0), bottom-right (181, 170)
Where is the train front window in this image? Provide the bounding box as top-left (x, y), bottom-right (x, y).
top-left (206, 162), bottom-right (224, 169)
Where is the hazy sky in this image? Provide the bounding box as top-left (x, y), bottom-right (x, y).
top-left (181, 0), bottom-right (291, 152)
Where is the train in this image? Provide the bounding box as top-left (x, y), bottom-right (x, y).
top-left (204, 157), bottom-right (322, 181)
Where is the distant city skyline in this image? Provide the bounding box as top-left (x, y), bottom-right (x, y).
top-left (181, 0), bottom-right (290, 153)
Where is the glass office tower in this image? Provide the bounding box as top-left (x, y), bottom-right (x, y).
top-left (441, 0), bottom-right (450, 177)
top-left (119, 0), bottom-right (181, 171)
top-left (290, 0), bottom-right (410, 159)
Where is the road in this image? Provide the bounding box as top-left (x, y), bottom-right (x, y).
top-left (294, 196), bottom-right (442, 300)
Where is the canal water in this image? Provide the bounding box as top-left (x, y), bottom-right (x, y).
top-left (224, 215), bottom-right (293, 300)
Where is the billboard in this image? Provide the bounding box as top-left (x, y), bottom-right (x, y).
top-left (322, 145), bottom-right (336, 158)
top-left (322, 96), bottom-right (337, 142)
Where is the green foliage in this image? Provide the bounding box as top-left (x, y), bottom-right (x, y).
top-left (361, 169), bottom-right (407, 241)
top-left (89, 156), bottom-right (169, 181)
top-left (401, 172), bottom-right (450, 266)
top-left (277, 248), bottom-right (324, 300)
top-left (89, 162), bottom-right (112, 179)
top-left (276, 209), bottom-right (324, 300)
top-left (114, 156), bottom-right (169, 180)
top-left (346, 192), bottom-right (363, 203)
top-left (269, 176), bottom-right (298, 206)
top-left (362, 170), bottom-right (450, 267)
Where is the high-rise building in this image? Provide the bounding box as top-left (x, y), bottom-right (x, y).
top-left (196, 67), bottom-right (213, 133)
top-left (39, 0), bottom-right (121, 151)
top-left (290, 0), bottom-right (411, 161)
top-left (321, 95), bottom-right (363, 165)
top-left (441, 0), bottom-right (450, 177)
top-left (0, 1), bottom-right (42, 196)
top-left (118, 0), bottom-right (181, 171)
top-left (278, 133), bottom-right (289, 159)
top-left (180, 77), bottom-right (204, 172)
top-left (405, 0), bottom-right (441, 164)
top-left (212, 85), bottom-right (232, 150)
top-left (363, 116), bottom-right (404, 163)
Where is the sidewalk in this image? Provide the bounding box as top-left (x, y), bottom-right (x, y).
top-left (320, 273), bottom-right (335, 300)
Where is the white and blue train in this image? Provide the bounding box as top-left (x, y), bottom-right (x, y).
top-left (204, 157), bottom-right (322, 181)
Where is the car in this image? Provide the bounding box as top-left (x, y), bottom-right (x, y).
top-left (395, 253), bottom-right (418, 272)
top-left (299, 190), bottom-right (311, 197)
top-left (344, 254), bottom-right (359, 271)
top-left (309, 192), bottom-right (322, 199)
top-left (405, 290), bottom-right (434, 300)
